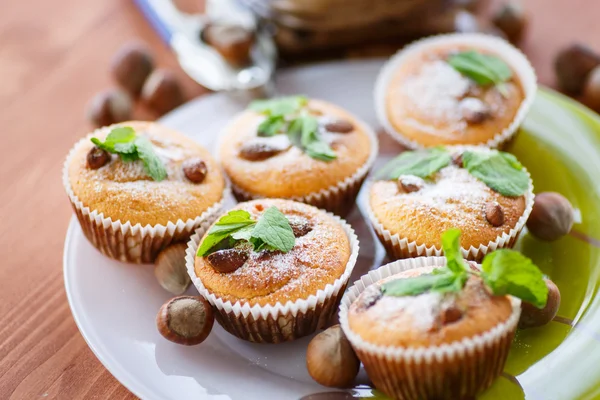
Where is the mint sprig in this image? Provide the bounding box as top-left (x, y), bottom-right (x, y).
top-left (381, 229), bottom-right (549, 309)
top-left (462, 150), bottom-right (529, 196)
top-left (90, 127), bottom-right (167, 181)
top-left (288, 115), bottom-right (336, 161)
top-left (196, 207), bottom-right (296, 256)
top-left (376, 147), bottom-right (452, 180)
top-left (448, 50), bottom-right (513, 88)
top-left (250, 96), bottom-right (308, 116)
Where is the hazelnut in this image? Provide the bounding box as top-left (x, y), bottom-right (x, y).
top-left (526, 192), bottom-right (574, 241)
top-left (201, 23), bottom-right (255, 67)
top-left (154, 243), bottom-right (191, 295)
top-left (398, 175), bottom-right (425, 193)
top-left (86, 147), bottom-right (110, 169)
top-left (492, 2), bottom-right (528, 44)
top-left (323, 119), bottom-right (354, 134)
top-left (519, 279), bottom-right (561, 329)
top-left (239, 137), bottom-right (291, 161)
top-left (288, 216), bottom-right (313, 237)
top-left (306, 325), bottom-right (360, 388)
top-left (110, 41), bottom-right (154, 96)
top-left (583, 65), bottom-right (600, 112)
top-left (183, 158), bottom-right (208, 184)
top-left (460, 97), bottom-right (491, 124)
top-left (485, 202), bottom-right (505, 227)
top-left (141, 69), bottom-right (185, 116)
top-left (555, 44), bottom-right (600, 94)
top-left (206, 248), bottom-right (248, 273)
top-left (440, 305), bottom-right (463, 325)
top-left (452, 153), bottom-right (464, 167)
top-left (156, 296), bottom-right (214, 345)
top-left (86, 89), bottom-right (132, 128)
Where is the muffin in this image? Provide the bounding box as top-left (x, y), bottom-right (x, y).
top-left (218, 96), bottom-right (378, 216)
top-left (63, 121), bottom-right (227, 263)
top-left (375, 33), bottom-right (536, 149)
top-left (366, 145), bottom-right (534, 260)
top-left (185, 199), bottom-right (359, 343)
top-left (339, 257), bottom-right (522, 400)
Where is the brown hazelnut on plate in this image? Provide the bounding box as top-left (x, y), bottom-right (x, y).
top-left (111, 41), bottom-right (155, 96)
top-left (86, 89), bottom-right (132, 128)
top-left (142, 69), bottom-right (185, 116)
top-left (583, 65), bottom-right (600, 112)
top-left (202, 22), bottom-right (255, 67)
top-left (306, 325), bottom-right (360, 388)
top-left (526, 192), bottom-right (574, 241)
top-left (154, 243), bottom-right (191, 295)
top-left (156, 296), bottom-right (214, 345)
top-left (519, 279), bottom-right (561, 329)
top-left (87, 147), bottom-right (110, 170)
top-left (555, 44), bottom-right (600, 94)
top-left (492, 2), bottom-right (528, 44)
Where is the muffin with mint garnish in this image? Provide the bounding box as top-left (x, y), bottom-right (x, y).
top-left (375, 33), bottom-right (536, 149)
top-left (218, 96), bottom-right (378, 216)
top-left (339, 229), bottom-right (548, 400)
top-left (367, 145), bottom-right (534, 261)
top-left (63, 122), bottom-right (226, 263)
top-left (185, 199), bottom-right (359, 343)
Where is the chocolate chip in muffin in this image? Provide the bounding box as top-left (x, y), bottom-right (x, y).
top-left (87, 147), bottom-right (110, 169)
top-left (183, 158), bottom-right (208, 183)
top-left (398, 175), bottom-right (425, 193)
top-left (207, 248), bottom-right (249, 273)
top-left (239, 136), bottom-right (291, 161)
top-left (440, 305), bottom-right (464, 325)
top-left (288, 216), bottom-right (313, 237)
top-left (323, 118), bottom-right (354, 133)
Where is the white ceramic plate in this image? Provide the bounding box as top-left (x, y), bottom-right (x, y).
top-left (63, 60), bottom-right (392, 400)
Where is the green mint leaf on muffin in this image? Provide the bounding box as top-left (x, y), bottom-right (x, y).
top-left (90, 127), bottom-right (167, 181)
top-left (250, 96), bottom-right (308, 116)
top-left (462, 150), bottom-right (529, 196)
top-left (441, 228), bottom-right (470, 275)
top-left (377, 147), bottom-right (452, 180)
top-left (196, 208), bottom-right (295, 256)
top-left (288, 115), bottom-right (337, 161)
top-left (251, 207), bottom-right (296, 253)
top-left (257, 115), bottom-right (286, 137)
top-left (382, 272), bottom-right (459, 296)
top-left (448, 50), bottom-right (513, 87)
top-left (481, 250), bottom-right (549, 308)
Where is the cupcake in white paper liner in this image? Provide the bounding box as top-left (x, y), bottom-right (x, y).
top-left (63, 122), bottom-right (229, 264)
top-left (218, 98), bottom-right (379, 217)
top-left (365, 145), bottom-right (534, 261)
top-left (374, 33), bottom-right (537, 149)
top-left (339, 257), bottom-right (521, 400)
top-left (185, 199), bottom-right (359, 344)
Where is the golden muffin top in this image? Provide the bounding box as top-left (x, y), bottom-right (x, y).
top-left (218, 97), bottom-right (374, 198)
top-left (369, 146), bottom-right (530, 249)
top-left (194, 199), bottom-right (351, 306)
top-left (384, 42), bottom-right (526, 147)
top-left (67, 121), bottom-right (225, 226)
top-left (347, 266), bottom-right (513, 347)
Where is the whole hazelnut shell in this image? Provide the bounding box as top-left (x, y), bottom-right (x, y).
top-left (306, 325), bottom-right (360, 388)
top-left (583, 65), bottom-right (600, 112)
top-left (111, 42), bottom-right (155, 96)
top-left (555, 44), bottom-right (600, 94)
top-left (156, 296), bottom-right (214, 345)
top-left (492, 2), bottom-right (528, 44)
top-left (519, 279), bottom-right (561, 329)
top-left (526, 192), bottom-right (574, 241)
top-left (154, 243), bottom-right (191, 295)
top-left (142, 69), bottom-right (185, 116)
top-left (86, 89), bottom-right (132, 128)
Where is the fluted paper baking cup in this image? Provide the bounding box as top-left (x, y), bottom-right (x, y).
top-left (185, 210), bottom-right (359, 343)
top-left (339, 257), bottom-right (521, 400)
top-left (63, 132), bottom-right (229, 264)
top-left (226, 117), bottom-right (379, 217)
top-left (374, 33), bottom-right (537, 150)
top-left (366, 145), bottom-right (534, 261)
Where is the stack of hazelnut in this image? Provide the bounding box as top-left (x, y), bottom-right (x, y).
top-left (556, 44), bottom-right (600, 113)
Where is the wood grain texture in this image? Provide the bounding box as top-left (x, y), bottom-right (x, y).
top-left (0, 0), bottom-right (598, 398)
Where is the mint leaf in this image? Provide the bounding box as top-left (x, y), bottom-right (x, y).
top-left (197, 210), bottom-right (257, 256)
top-left (215, 210), bottom-right (254, 226)
top-left (287, 115), bottom-right (336, 161)
top-left (134, 136), bottom-right (167, 182)
top-left (377, 147), bottom-right (452, 180)
top-left (251, 207), bottom-right (295, 252)
top-left (230, 224), bottom-right (255, 241)
top-left (441, 228), bottom-right (469, 275)
top-left (448, 50), bottom-right (513, 86)
top-left (462, 150), bottom-right (529, 196)
top-left (257, 115), bottom-right (286, 137)
top-left (250, 96), bottom-right (308, 116)
top-left (481, 249), bottom-right (548, 308)
top-left (91, 127), bottom-right (136, 153)
top-left (382, 270), bottom-right (461, 297)
top-left (197, 231), bottom-right (231, 257)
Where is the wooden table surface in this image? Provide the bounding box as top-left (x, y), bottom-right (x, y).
top-left (1, 0), bottom-right (599, 398)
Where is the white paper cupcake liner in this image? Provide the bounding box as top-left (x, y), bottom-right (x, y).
top-left (374, 33), bottom-right (538, 150)
top-left (63, 130), bottom-right (229, 264)
top-left (184, 206), bottom-right (359, 343)
top-left (226, 116), bottom-right (379, 217)
top-left (365, 145), bottom-right (534, 262)
top-left (339, 257), bottom-right (521, 400)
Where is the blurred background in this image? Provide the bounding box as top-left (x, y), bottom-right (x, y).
top-left (1, 0), bottom-right (600, 398)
